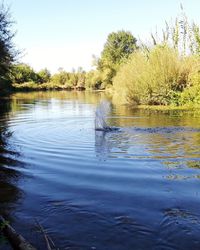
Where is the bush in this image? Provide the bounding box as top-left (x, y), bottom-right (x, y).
top-left (113, 45), bottom-right (200, 106)
top-left (11, 64), bottom-right (39, 83)
top-left (85, 70), bottom-right (102, 89)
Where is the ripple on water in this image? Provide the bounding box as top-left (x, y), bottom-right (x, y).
top-left (3, 96), bottom-right (200, 249)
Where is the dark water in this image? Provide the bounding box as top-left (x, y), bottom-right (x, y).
top-left (1, 91), bottom-right (200, 250)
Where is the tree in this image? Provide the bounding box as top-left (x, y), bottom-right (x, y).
top-left (51, 69), bottom-right (71, 87)
top-left (11, 63), bottom-right (39, 83)
top-left (76, 67), bottom-right (86, 89)
top-left (0, 4), bottom-right (17, 92)
top-left (37, 68), bottom-right (51, 83)
top-left (85, 70), bottom-right (102, 89)
top-left (100, 30), bottom-right (137, 66)
top-left (98, 30), bottom-right (137, 87)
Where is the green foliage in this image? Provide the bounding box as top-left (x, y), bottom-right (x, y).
top-left (13, 82), bottom-right (42, 90)
top-left (85, 70), bottom-right (102, 89)
top-left (113, 45), bottom-right (200, 105)
top-left (100, 30), bottom-right (137, 65)
top-left (5, 5), bottom-right (200, 109)
top-left (179, 85), bottom-right (200, 105)
top-left (12, 68), bottom-right (87, 91)
top-left (179, 70), bottom-right (200, 105)
top-left (70, 67), bottom-right (86, 89)
top-left (37, 68), bottom-right (51, 83)
top-left (50, 67), bottom-right (86, 89)
top-left (13, 81), bottom-right (70, 90)
top-left (98, 30), bottom-right (137, 88)
top-left (112, 10), bottom-right (200, 107)
top-left (51, 69), bottom-right (71, 87)
top-left (0, 4), bottom-right (17, 93)
top-left (11, 63), bottom-right (39, 84)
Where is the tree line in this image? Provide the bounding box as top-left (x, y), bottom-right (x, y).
top-left (1, 3), bottom-right (200, 107)
top-left (11, 29), bottom-right (137, 91)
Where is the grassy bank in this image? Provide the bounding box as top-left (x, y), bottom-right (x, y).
top-left (12, 82), bottom-right (85, 91)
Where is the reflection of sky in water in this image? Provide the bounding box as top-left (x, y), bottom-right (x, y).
top-left (1, 92), bottom-right (200, 250)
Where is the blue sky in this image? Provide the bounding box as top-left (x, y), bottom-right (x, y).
top-left (5, 0), bottom-right (200, 73)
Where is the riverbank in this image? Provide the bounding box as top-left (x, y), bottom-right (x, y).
top-left (138, 104), bottom-right (200, 112)
top-left (3, 88), bottom-right (200, 112)
top-left (12, 82), bottom-right (86, 91)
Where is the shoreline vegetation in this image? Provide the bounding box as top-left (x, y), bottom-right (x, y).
top-left (1, 3), bottom-right (200, 249)
top-left (1, 4), bottom-right (200, 111)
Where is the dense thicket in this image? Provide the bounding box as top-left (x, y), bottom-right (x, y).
top-left (113, 46), bottom-right (200, 105)
top-left (112, 11), bottom-right (200, 106)
top-left (12, 66), bottom-right (86, 91)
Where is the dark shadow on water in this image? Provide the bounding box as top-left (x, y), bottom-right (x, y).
top-left (0, 99), bottom-right (23, 249)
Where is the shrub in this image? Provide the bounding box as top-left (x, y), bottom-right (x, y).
top-left (113, 45), bottom-right (200, 106)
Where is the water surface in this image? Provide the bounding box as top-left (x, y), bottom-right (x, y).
top-left (1, 91), bottom-right (200, 250)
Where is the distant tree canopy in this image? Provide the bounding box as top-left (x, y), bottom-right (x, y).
top-left (37, 68), bottom-right (51, 83)
top-left (98, 30), bottom-right (138, 87)
top-left (11, 63), bottom-right (39, 83)
top-left (10, 64), bottom-right (52, 85)
top-left (100, 30), bottom-right (137, 66)
top-left (0, 4), bottom-right (17, 92)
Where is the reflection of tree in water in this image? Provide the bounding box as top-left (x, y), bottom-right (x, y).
top-left (129, 126), bottom-right (200, 181)
top-left (163, 160), bottom-right (200, 181)
top-left (0, 100), bottom-right (22, 218)
top-left (95, 122), bottom-right (200, 182)
top-left (12, 90), bottom-right (111, 107)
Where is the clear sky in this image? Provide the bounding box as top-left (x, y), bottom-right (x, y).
top-left (5, 0), bottom-right (200, 73)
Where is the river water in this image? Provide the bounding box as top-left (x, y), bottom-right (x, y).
top-left (1, 91), bottom-right (200, 250)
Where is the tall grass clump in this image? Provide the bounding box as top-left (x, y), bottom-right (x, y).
top-left (113, 8), bottom-right (200, 106)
